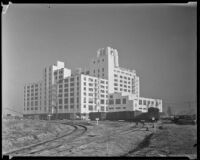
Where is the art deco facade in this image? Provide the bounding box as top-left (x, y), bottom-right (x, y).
top-left (23, 47), bottom-right (162, 119)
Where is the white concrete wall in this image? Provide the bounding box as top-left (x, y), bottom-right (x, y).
top-left (108, 93), bottom-right (138, 112)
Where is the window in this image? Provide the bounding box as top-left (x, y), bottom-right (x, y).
top-left (102, 68), bottom-right (104, 71)
top-left (70, 78), bottom-right (74, 81)
top-left (89, 83), bottom-right (93, 86)
top-left (114, 74), bottom-right (118, 77)
top-left (89, 88), bottom-right (93, 91)
top-left (64, 105), bottom-right (68, 109)
top-left (109, 99), bottom-right (114, 105)
top-left (102, 59), bottom-right (104, 62)
top-left (143, 100), bottom-right (146, 105)
top-left (65, 98), bottom-right (68, 104)
top-left (70, 105), bottom-right (74, 109)
top-left (89, 105), bottom-right (93, 111)
top-left (114, 83), bottom-right (118, 86)
top-left (101, 99), bottom-right (104, 104)
top-left (156, 101), bottom-right (159, 106)
top-left (116, 99), bottom-right (121, 104)
top-left (84, 87), bottom-right (86, 91)
top-left (89, 93), bottom-right (93, 96)
top-left (59, 99), bottom-right (62, 104)
top-left (139, 100), bottom-right (142, 105)
top-left (65, 84), bottom-right (68, 88)
top-left (89, 99), bottom-right (93, 103)
top-left (64, 93), bottom-right (68, 97)
top-left (84, 98), bottom-right (86, 103)
top-left (65, 79), bottom-right (68, 83)
top-left (59, 106), bottom-right (62, 109)
top-left (70, 98), bottom-right (74, 103)
top-left (123, 98), bottom-right (126, 104)
top-left (70, 83), bottom-right (74, 87)
top-left (101, 106), bottom-right (104, 111)
top-left (64, 89), bottom-right (68, 92)
top-left (93, 61), bottom-right (95, 64)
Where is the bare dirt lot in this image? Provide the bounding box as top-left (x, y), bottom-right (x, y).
top-left (2, 119), bottom-right (197, 158)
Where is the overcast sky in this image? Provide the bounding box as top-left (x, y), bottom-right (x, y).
top-left (2, 3), bottom-right (196, 114)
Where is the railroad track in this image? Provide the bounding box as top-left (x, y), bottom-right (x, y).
top-left (50, 124), bottom-right (149, 155)
top-left (5, 123), bottom-right (87, 156)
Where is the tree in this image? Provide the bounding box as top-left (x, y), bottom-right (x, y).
top-left (167, 106), bottom-right (172, 117)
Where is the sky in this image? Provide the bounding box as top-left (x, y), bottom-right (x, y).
top-left (2, 3), bottom-right (197, 115)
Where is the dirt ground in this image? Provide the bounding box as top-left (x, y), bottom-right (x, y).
top-left (2, 119), bottom-right (73, 154)
top-left (2, 119), bottom-right (197, 158)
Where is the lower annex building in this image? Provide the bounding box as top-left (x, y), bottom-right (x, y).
top-left (23, 47), bottom-right (162, 119)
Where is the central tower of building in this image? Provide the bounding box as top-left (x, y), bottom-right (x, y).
top-left (89, 46), bottom-right (140, 97)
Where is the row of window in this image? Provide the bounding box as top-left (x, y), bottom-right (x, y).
top-left (58, 105), bottom-right (79, 109)
top-left (26, 101), bottom-right (41, 106)
top-left (114, 88), bottom-right (133, 93)
top-left (114, 83), bottom-right (133, 88)
top-left (83, 77), bottom-right (108, 84)
top-left (109, 106), bottom-right (126, 110)
top-left (109, 98), bottom-right (126, 105)
top-left (114, 79), bottom-right (134, 84)
top-left (25, 84), bottom-right (39, 89)
top-left (93, 58), bottom-right (104, 64)
top-left (114, 69), bottom-right (135, 76)
top-left (139, 99), bottom-right (157, 106)
top-left (58, 98), bottom-right (79, 104)
top-left (114, 74), bottom-right (134, 80)
top-left (25, 107), bottom-right (41, 111)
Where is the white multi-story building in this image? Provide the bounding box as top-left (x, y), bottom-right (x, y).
top-left (55, 74), bottom-right (108, 119)
top-left (23, 46), bottom-right (162, 119)
top-left (42, 61), bottom-right (71, 114)
top-left (23, 81), bottom-right (42, 115)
